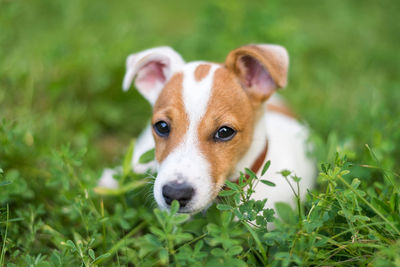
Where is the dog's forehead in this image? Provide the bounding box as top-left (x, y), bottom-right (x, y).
top-left (154, 61), bottom-right (247, 113)
top-left (181, 62), bottom-right (220, 121)
top-left (154, 62), bottom-right (219, 114)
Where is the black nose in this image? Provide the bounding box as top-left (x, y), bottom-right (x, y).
top-left (162, 182), bottom-right (194, 208)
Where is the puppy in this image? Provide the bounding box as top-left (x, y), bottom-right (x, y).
top-left (100, 44), bottom-right (315, 214)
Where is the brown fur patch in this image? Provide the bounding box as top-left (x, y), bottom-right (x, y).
top-left (194, 64), bottom-right (211, 82)
top-left (152, 73), bottom-right (189, 163)
top-left (267, 103), bottom-right (296, 118)
top-left (198, 67), bottom-right (257, 196)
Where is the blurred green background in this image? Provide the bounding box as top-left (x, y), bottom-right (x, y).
top-left (1, 0), bottom-right (400, 264)
top-left (1, 0), bottom-right (399, 168)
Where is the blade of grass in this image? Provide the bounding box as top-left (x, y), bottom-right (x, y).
top-left (94, 179), bottom-right (149, 196)
top-left (121, 139), bottom-right (135, 184)
top-left (365, 144), bottom-right (398, 192)
top-left (0, 204), bottom-right (9, 266)
top-left (336, 173), bottom-right (400, 236)
top-left (96, 221), bottom-right (147, 264)
top-left (242, 222), bottom-right (267, 264)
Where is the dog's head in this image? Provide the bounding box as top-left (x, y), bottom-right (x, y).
top-left (123, 44), bottom-right (289, 213)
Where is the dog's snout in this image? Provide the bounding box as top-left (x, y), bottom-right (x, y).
top-left (162, 182), bottom-right (194, 208)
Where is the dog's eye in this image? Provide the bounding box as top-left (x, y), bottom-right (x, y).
top-left (214, 126), bottom-right (236, 142)
top-left (154, 121), bottom-right (170, 137)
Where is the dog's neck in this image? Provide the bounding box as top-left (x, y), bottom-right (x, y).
top-left (230, 108), bottom-right (269, 181)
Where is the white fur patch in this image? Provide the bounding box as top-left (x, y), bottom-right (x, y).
top-left (153, 62), bottom-right (220, 212)
top-left (252, 112), bottom-right (315, 209)
top-left (98, 168), bottom-right (119, 189)
top-left (182, 62), bottom-right (218, 123)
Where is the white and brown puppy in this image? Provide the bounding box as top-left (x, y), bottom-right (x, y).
top-left (100, 44), bottom-right (315, 213)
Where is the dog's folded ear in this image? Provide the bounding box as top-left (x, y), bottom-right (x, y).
top-left (225, 44), bottom-right (289, 103)
top-left (123, 46), bottom-right (185, 105)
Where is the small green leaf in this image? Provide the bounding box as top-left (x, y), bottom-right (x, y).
top-left (171, 214), bottom-right (190, 224)
top-left (65, 240), bottom-right (76, 251)
top-left (239, 201), bottom-right (252, 214)
top-left (353, 215), bottom-right (370, 222)
top-left (50, 251), bottom-right (62, 266)
top-left (175, 233), bottom-right (193, 243)
top-left (260, 179), bottom-right (276, 187)
top-left (170, 200), bottom-right (180, 215)
top-left (253, 200), bottom-right (266, 213)
top-left (225, 180), bottom-right (240, 191)
top-left (207, 224), bottom-right (220, 235)
top-left (351, 178), bottom-right (361, 188)
top-left (211, 248), bottom-right (225, 257)
top-left (93, 253), bottom-right (111, 264)
top-left (228, 245), bottom-right (242, 256)
top-left (218, 190), bottom-right (236, 197)
top-left (139, 148), bottom-right (155, 164)
top-left (149, 226), bottom-right (165, 238)
top-left (216, 204), bottom-right (232, 211)
top-left (261, 160), bottom-right (271, 176)
top-left (263, 208), bottom-right (275, 222)
top-left (256, 216), bottom-right (265, 226)
top-left (230, 207), bottom-right (240, 218)
top-left (245, 168), bottom-right (257, 180)
top-left (234, 194), bottom-right (241, 205)
top-left (194, 240), bottom-right (204, 252)
top-left (238, 174), bottom-right (244, 185)
top-left (221, 211), bottom-right (233, 227)
top-left (88, 249), bottom-right (95, 260)
top-left (340, 170), bottom-right (350, 176)
top-left (159, 248), bottom-right (169, 265)
top-left (280, 170), bottom-right (291, 177)
top-left (292, 175), bottom-right (301, 183)
top-left (275, 202), bottom-right (296, 224)
top-left (154, 209), bottom-right (166, 227)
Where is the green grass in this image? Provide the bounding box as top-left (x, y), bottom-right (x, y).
top-left (1, 0), bottom-right (400, 266)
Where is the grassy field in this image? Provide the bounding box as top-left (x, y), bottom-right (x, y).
top-left (1, 0), bottom-right (400, 266)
